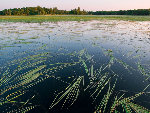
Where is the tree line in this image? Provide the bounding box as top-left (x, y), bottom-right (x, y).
top-left (0, 6), bottom-right (150, 16)
top-left (91, 9), bottom-right (150, 15)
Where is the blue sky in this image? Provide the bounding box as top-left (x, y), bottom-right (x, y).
top-left (1, 0), bottom-right (150, 11)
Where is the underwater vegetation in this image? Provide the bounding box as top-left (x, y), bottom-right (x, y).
top-left (0, 20), bottom-right (150, 113)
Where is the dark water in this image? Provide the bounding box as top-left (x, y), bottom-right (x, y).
top-left (0, 20), bottom-right (150, 113)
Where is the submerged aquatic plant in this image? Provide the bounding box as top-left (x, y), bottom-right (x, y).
top-left (137, 62), bottom-right (150, 80)
top-left (0, 47), bottom-right (149, 113)
top-left (110, 92), bottom-right (150, 113)
top-left (0, 20), bottom-right (150, 113)
top-left (49, 76), bottom-right (84, 109)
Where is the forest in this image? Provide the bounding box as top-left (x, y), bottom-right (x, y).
top-left (0, 6), bottom-right (150, 15)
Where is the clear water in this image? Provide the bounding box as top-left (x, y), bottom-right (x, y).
top-left (0, 20), bottom-right (150, 113)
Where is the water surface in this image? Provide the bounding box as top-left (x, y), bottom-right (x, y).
top-left (0, 20), bottom-right (150, 113)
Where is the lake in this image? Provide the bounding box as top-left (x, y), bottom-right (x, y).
top-left (0, 20), bottom-right (150, 113)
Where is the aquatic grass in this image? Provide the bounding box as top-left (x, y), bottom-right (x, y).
top-left (110, 92), bottom-right (150, 113)
top-left (8, 105), bottom-right (38, 113)
top-left (100, 47), bottom-right (135, 73)
top-left (49, 76), bottom-right (84, 109)
top-left (137, 62), bottom-right (150, 80)
top-left (90, 72), bottom-right (111, 101)
top-left (80, 59), bottom-right (89, 73)
top-left (29, 36), bottom-right (40, 39)
top-left (96, 79), bottom-right (117, 113)
top-left (0, 15), bottom-right (150, 23)
top-left (94, 83), bottom-right (150, 113)
top-left (0, 49), bottom-right (87, 112)
top-left (0, 20), bottom-right (150, 113)
top-left (0, 65), bottom-right (46, 98)
top-left (126, 102), bottom-right (150, 113)
top-left (1, 45), bottom-right (149, 112)
top-left (13, 41), bottom-right (33, 44)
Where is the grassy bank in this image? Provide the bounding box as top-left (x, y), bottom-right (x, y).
top-left (0, 15), bottom-right (150, 22)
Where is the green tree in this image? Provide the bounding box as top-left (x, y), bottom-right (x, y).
top-left (77, 7), bottom-right (81, 15)
top-left (25, 8), bottom-right (30, 15)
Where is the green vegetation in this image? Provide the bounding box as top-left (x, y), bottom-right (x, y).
top-left (0, 6), bottom-right (150, 16)
top-left (0, 17), bottom-right (150, 113)
top-left (1, 48), bottom-right (149, 113)
top-left (0, 6), bottom-right (150, 22)
top-left (0, 15), bottom-right (150, 23)
top-left (0, 6), bottom-right (87, 16)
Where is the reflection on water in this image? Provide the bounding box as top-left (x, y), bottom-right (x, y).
top-left (0, 20), bottom-right (150, 113)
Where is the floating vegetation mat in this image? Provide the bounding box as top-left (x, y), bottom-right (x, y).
top-left (0, 20), bottom-right (150, 113)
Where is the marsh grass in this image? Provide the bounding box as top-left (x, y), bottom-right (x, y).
top-left (0, 15), bottom-right (150, 23)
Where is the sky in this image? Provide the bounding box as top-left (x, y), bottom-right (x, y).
top-left (1, 0), bottom-right (150, 11)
